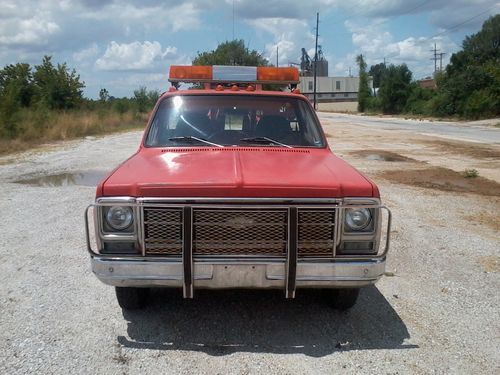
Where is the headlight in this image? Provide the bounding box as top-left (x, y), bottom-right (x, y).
top-left (105, 206), bottom-right (133, 230)
top-left (345, 208), bottom-right (372, 231)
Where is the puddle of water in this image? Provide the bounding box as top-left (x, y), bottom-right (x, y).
top-left (366, 154), bottom-right (397, 161)
top-left (351, 150), bottom-right (413, 162)
top-left (15, 170), bottom-right (108, 187)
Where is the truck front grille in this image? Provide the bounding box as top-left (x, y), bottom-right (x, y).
top-left (144, 208), bottom-right (182, 255)
top-left (193, 209), bottom-right (287, 256)
top-left (142, 205), bottom-right (337, 257)
top-left (298, 210), bottom-right (336, 257)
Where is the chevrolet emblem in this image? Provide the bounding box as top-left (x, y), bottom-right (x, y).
top-left (226, 216), bottom-right (255, 229)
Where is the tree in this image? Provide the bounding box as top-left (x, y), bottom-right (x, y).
top-left (133, 87), bottom-right (159, 113)
top-left (369, 63), bottom-right (386, 91)
top-left (147, 89), bottom-right (160, 106)
top-left (99, 88), bottom-right (110, 102)
top-left (378, 64), bottom-right (413, 113)
top-left (33, 55), bottom-right (85, 110)
top-left (434, 15), bottom-right (500, 118)
top-left (193, 39), bottom-right (269, 66)
top-left (0, 63), bottom-right (34, 107)
top-left (356, 54), bottom-right (371, 112)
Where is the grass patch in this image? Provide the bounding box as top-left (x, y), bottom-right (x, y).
top-left (463, 168), bottom-right (479, 178)
top-left (0, 109), bottom-right (147, 155)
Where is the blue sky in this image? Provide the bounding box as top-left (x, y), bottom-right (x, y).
top-left (0, 0), bottom-right (498, 98)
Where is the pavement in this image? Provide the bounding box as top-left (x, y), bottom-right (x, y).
top-left (319, 112), bottom-right (500, 144)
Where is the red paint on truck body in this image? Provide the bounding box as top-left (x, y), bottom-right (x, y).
top-left (99, 147), bottom-right (376, 198)
top-left (96, 89), bottom-right (379, 199)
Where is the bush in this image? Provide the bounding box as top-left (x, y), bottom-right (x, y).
top-left (405, 86), bottom-right (436, 115)
top-left (463, 169), bottom-right (479, 178)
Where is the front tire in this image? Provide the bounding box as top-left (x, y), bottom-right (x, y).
top-left (115, 287), bottom-right (149, 310)
top-left (328, 288), bottom-right (360, 310)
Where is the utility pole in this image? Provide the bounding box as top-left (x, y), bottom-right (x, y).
top-left (430, 43), bottom-right (440, 74)
top-left (438, 52), bottom-right (446, 71)
top-left (313, 12), bottom-right (319, 110)
top-left (276, 45), bottom-right (279, 67)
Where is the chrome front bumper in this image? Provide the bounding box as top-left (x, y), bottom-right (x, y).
top-left (91, 256), bottom-right (386, 290)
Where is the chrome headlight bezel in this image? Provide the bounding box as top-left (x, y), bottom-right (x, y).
top-left (339, 198), bottom-right (381, 256)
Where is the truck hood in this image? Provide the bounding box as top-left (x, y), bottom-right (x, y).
top-left (99, 147), bottom-right (376, 198)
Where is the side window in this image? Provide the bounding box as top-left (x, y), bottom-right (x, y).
top-left (308, 81), bottom-right (313, 90)
top-left (336, 80), bottom-right (341, 90)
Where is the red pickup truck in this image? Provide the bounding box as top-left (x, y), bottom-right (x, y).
top-left (85, 65), bottom-right (391, 311)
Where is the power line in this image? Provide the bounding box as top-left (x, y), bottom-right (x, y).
top-left (431, 5), bottom-right (497, 38)
top-left (404, 0), bottom-right (433, 15)
top-left (326, 0), bottom-right (434, 36)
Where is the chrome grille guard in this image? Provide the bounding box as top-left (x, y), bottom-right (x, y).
top-left (85, 198), bottom-right (392, 298)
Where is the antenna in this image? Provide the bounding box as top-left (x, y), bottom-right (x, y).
top-left (232, 0), bottom-right (235, 40)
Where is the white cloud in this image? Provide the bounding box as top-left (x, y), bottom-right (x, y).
top-left (231, 0), bottom-right (341, 20)
top-left (0, 15), bottom-right (60, 46)
top-left (80, 2), bottom-right (202, 33)
top-left (95, 41), bottom-right (178, 71)
top-left (246, 18), bottom-right (315, 66)
top-left (339, 19), bottom-right (458, 78)
top-left (72, 43), bottom-right (99, 62)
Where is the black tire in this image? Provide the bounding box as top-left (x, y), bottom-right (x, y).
top-left (329, 288), bottom-right (360, 310)
top-left (115, 287), bottom-right (149, 310)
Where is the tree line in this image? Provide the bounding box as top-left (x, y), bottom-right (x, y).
top-left (0, 56), bottom-right (159, 140)
top-left (357, 15), bottom-right (499, 119)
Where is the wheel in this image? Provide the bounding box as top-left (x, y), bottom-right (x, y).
top-left (328, 288), bottom-right (360, 310)
top-left (115, 287), bottom-right (149, 310)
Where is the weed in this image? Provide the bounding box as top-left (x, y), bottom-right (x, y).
top-left (463, 168), bottom-right (479, 178)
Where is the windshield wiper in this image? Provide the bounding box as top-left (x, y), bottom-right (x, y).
top-left (239, 136), bottom-right (292, 148)
top-left (168, 136), bottom-right (223, 148)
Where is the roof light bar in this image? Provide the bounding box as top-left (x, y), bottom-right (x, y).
top-left (169, 65), bottom-right (299, 85)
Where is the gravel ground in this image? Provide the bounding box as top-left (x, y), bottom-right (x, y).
top-left (0, 115), bottom-right (499, 374)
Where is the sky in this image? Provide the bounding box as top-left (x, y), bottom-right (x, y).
top-left (0, 0), bottom-right (498, 99)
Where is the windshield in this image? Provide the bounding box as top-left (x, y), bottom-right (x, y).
top-left (145, 94), bottom-right (326, 148)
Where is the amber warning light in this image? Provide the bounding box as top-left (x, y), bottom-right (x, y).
top-left (169, 65), bottom-right (299, 85)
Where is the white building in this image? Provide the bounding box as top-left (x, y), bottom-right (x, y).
top-left (299, 76), bottom-right (374, 102)
top-left (298, 76), bottom-right (373, 112)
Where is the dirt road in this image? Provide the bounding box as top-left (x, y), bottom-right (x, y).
top-left (0, 114), bottom-right (498, 374)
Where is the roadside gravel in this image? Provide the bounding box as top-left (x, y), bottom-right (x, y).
top-left (0, 117), bottom-right (498, 374)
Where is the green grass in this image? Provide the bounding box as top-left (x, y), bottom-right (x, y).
top-left (463, 169), bottom-right (479, 178)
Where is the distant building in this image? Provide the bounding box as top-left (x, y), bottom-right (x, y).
top-left (418, 78), bottom-right (437, 89)
top-left (299, 76), bottom-right (372, 103)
